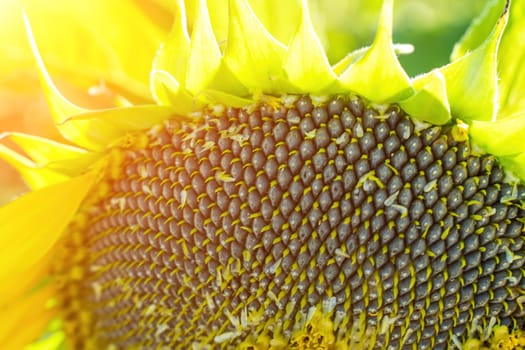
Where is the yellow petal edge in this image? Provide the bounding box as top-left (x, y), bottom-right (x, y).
top-left (12, 0), bottom-right (520, 180)
top-left (0, 171), bottom-right (97, 347)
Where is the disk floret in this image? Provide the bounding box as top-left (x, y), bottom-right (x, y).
top-left (53, 95), bottom-right (525, 349)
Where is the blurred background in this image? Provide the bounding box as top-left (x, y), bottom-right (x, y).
top-left (0, 0), bottom-right (487, 205)
top-left (313, 0), bottom-right (487, 75)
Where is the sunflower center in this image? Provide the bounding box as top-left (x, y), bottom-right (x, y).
top-left (54, 95), bottom-right (525, 349)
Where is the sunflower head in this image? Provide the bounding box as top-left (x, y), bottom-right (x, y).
top-left (2, 0), bottom-right (525, 349)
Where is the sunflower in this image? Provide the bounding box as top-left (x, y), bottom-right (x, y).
top-left (1, 0), bottom-right (525, 349)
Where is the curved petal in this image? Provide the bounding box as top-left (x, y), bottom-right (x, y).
top-left (0, 170), bottom-right (96, 290)
top-left (23, 11), bottom-right (86, 127)
top-left (499, 153), bottom-right (525, 182)
top-left (0, 284), bottom-right (55, 349)
top-left (152, 0), bottom-right (190, 93)
top-left (497, 0), bottom-right (525, 118)
top-left (0, 0), bottom-right (165, 100)
top-left (150, 69), bottom-right (198, 114)
top-left (185, 0), bottom-right (222, 94)
top-left (333, 43), bottom-right (414, 76)
top-left (470, 112), bottom-right (525, 156)
top-left (0, 132), bottom-right (87, 164)
top-left (0, 144), bottom-right (70, 190)
top-left (0, 249), bottom-right (53, 302)
top-left (451, 0), bottom-right (507, 60)
top-left (0, 133), bottom-right (100, 177)
top-left (248, 0), bottom-right (301, 45)
top-left (439, 2), bottom-right (508, 122)
top-left (25, 19), bottom-right (178, 150)
top-left (24, 331), bottom-right (65, 350)
top-left (283, 0), bottom-right (336, 93)
top-left (63, 105), bottom-right (181, 150)
top-left (223, 0), bottom-right (292, 93)
top-left (338, 0), bottom-right (413, 103)
top-left (399, 70), bottom-right (451, 125)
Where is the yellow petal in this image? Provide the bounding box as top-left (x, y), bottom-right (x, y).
top-left (205, 0), bottom-right (229, 47)
top-left (26, 10), bottom-right (175, 149)
top-left (24, 18), bottom-right (179, 151)
top-left (338, 0), bottom-right (413, 103)
top-left (0, 144), bottom-right (70, 190)
top-left (43, 154), bottom-right (102, 178)
top-left (496, 0), bottom-right (525, 118)
top-left (0, 285), bottom-right (55, 349)
top-left (150, 70), bottom-right (197, 114)
top-left (439, 1), bottom-right (508, 122)
top-left (500, 153), bottom-right (525, 181)
top-left (332, 47), bottom-right (369, 76)
top-left (185, 0), bottom-right (222, 94)
top-left (223, 0), bottom-right (291, 93)
top-left (23, 16), bottom-right (83, 126)
top-left (24, 331), bottom-right (65, 350)
top-left (333, 43), bottom-right (414, 76)
top-left (0, 133), bottom-right (100, 177)
top-left (150, 0), bottom-right (203, 110)
top-left (204, 62), bottom-right (250, 98)
top-left (0, 171), bottom-right (96, 285)
top-left (2, 0), bottom-right (166, 99)
top-left (152, 0), bottom-right (190, 93)
top-left (1, 132), bottom-right (87, 165)
top-left (470, 112), bottom-right (525, 156)
top-left (248, 0), bottom-right (301, 46)
top-left (0, 249), bottom-right (51, 302)
top-left (197, 89), bottom-right (254, 108)
top-left (450, 0), bottom-right (506, 61)
top-left (283, 0), bottom-right (336, 93)
top-left (0, 253), bottom-right (56, 349)
top-left (22, 12), bottom-right (89, 144)
top-left (63, 105), bottom-right (179, 150)
top-left (399, 70), bottom-right (451, 125)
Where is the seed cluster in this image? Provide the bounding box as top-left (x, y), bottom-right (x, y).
top-left (56, 96), bottom-right (525, 349)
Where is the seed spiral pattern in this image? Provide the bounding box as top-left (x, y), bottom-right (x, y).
top-left (55, 95), bottom-right (525, 349)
